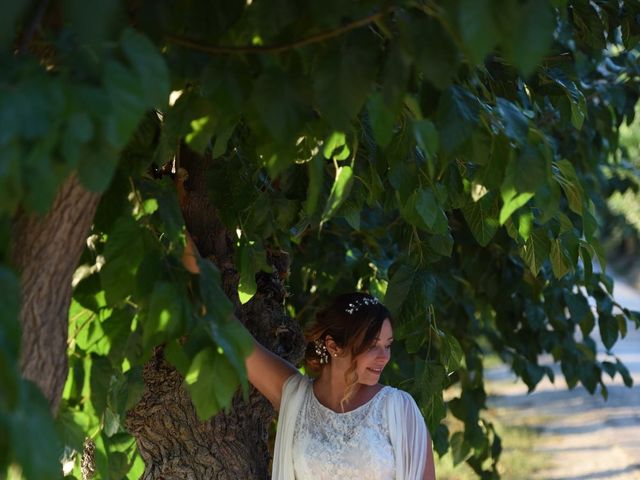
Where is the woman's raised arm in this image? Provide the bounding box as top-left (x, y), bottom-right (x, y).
top-left (182, 232), bottom-right (299, 410)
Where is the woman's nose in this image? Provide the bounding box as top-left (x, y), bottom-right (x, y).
top-left (377, 346), bottom-right (390, 359)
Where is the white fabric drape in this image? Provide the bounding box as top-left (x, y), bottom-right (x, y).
top-left (272, 374), bottom-right (307, 480)
top-left (385, 389), bottom-right (428, 479)
top-left (272, 373), bottom-right (429, 480)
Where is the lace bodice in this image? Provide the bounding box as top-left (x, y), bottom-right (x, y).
top-left (273, 374), bottom-right (428, 480)
top-left (292, 378), bottom-right (395, 479)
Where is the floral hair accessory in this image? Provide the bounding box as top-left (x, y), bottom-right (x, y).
top-left (314, 339), bottom-right (330, 364)
top-left (345, 296), bottom-right (379, 315)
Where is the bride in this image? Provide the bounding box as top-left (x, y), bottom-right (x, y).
top-left (246, 292), bottom-right (436, 480)
top-left (183, 238), bottom-right (435, 479)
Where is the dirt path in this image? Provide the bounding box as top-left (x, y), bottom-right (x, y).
top-left (487, 278), bottom-right (640, 480)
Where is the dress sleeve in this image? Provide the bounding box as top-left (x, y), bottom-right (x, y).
top-left (272, 373), bottom-right (309, 480)
top-left (386, 389), bottom-right (429, 480)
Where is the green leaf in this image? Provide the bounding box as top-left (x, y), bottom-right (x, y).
top-left (498, 0), bottom-right (555, 76)
top-left (451, 431), bottom-right (471, 465)
top-left (103, 407), bottom-right (120, 437)
top-left (427, 232), bottom-right (454, 257)
top-left (383, 264), bottom-right (416, 318)
top-left (55, 407), bottom-right (91, 452)
top-left (237, 238), bottom-right (272, 305)
top-left (341, 202), bottom-right (361, 230)
top-left (205, 318), bottom-right (254, 395)
top-left (185, 347), bottom-right (239, 420)
top-left (211, 120), bottom-right (237, 160)
top-left (185, 115), bottom-right (216, 155)
top-left (616, 359), bottom-right (633, 388)
top-left (120, 28), bottom-right (169, 106)
top-left (550, 73), bottom-right (588, 130)
top-left (413, 119), bottom-right (439, 160)
top-left (62, 0), bottom-right (122, 45)
top-left (499, 189), bottom-right (533, 225)
top-left (554, 159), bottom-right (584, 215)
top-left (198, 259), bottom-right (234, 324)
top-left (305, 154), bottom-right (324, 216)
top-left (321, 165), bottom-right (354, 225)
top-left (496, 98), bottom-right (529, 143)
top-left (323, 131), bottom-right (348, 160)
top-left (578, 363), bottom-right (600, 394)
top-left (520, 228), bottom-right (550, 275)
top-left (436, 86), bottom-right (479, 155)
top-left (313, 32), bottom-right (378, 129)
top-left (462, 192), bottom-right (500, 246)
top-left (368, 92), bottom-right (396, 148)
top-left (100, 216), bottom-right (145, 305)
top-left (77, 143), bottom-right (121, 194)
top-left (563, 291), bottom-right (593, 335)
top-left (598, 314), bottom-right (618, 351)
top-left (517, 209), bottom-right (534, 241)
top-left (238, 240), bottom-right (258, 305)
top-left (90, 355), bottom-right (112, 416)
top-left (92, 432), bottom-right (110, 478)
top-left (440, 334), bottom-right (463, 372)
top-left (143, 281), bottom-right (184, 350)
top-left (252, 67), bottom-right (307, 142)
top-left (103, 60), bottom-right (147, 149)
top-left (164, 340), bottom-right (190, 376)
top-left (202, 58), bottom-right (250, 118)
top-left (458, 0), bottom-right (499, 64)
top-left (404, 15), bottom-right (459, 89)
top-left (550, 239), bottom-right (571, 279)
top-left (504, 143), bottom-right (548, 194)
top-left (400, 188), bottom-right (442, 231)
top-left (139, 177), bottom-right (185, 243)
top-left (534, 180), bottom-right (561, 223)
top-left (10, 381), bottom-right (62, 480)
top-left (523, 362), bottom-right (545, 391)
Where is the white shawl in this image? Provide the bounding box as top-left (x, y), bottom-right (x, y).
top-left (272, 374), bottom-right (428, 479)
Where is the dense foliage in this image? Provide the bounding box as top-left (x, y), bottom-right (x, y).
top-left (2, 0), bottom-right (640, 478)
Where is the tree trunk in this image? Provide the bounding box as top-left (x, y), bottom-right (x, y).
top-left (12, 174), bottom-right (101, 413)
top-left (127, 147), bottom-right (305, 479)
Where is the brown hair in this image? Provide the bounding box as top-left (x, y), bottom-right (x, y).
top-left (304, 292), bottom-right (392, 408)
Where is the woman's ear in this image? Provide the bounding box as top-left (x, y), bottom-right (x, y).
top-left (324, 335), bottom-right (340, 357)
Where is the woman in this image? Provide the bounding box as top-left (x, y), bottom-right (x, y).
top-left (184, 241), bottom-right (435, 479)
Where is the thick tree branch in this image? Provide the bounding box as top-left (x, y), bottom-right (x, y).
top-left (166, 8), bottom-right (392, 55)
top-left (13, 174), bottom-right (100, 413)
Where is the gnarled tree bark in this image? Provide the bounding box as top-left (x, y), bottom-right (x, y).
top-left (12, 174), bottom-right (101, 413)
top-left (126, 147), bottom-right (305, 479)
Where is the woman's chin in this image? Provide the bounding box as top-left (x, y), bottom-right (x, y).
top-left (359, 369), bottom-right (382, 384)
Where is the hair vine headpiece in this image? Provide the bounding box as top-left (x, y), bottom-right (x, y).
top-left (345, 296), bottom-right (379, 315)
top-left (314, 339), bottom-right (330, 364)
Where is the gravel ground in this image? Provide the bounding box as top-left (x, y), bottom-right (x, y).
top-left (487, 277), bottom-right (640, 480)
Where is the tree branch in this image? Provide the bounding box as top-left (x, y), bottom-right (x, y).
top-left (165, 7), bottom-right (393, 55)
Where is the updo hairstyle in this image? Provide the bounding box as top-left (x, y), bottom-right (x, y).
top-left (304, 292), bottom-right (392, 405)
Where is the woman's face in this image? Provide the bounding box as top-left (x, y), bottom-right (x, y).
top-left (355, 318), bottom-right (393, 385)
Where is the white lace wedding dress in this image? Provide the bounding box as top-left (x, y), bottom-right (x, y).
top-left (272, 374), bottom-right (428, 480)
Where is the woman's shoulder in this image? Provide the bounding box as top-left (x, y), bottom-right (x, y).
top-left (381, 386), bottom-right (425, 419)
top-left (282, 372), bottom-right (312, 396)
top-left (381, 385), bottom-right (418, 405)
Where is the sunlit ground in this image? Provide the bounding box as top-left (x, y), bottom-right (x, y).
top-left (437, 272), bottom-right (640, 480)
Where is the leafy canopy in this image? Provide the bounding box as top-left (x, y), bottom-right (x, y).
top-left (2, 0), bottom-right (640, 478)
